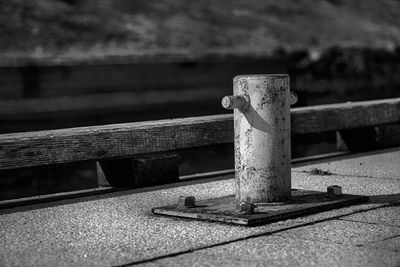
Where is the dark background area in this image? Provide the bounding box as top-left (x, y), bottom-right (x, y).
top-left (1, 0), bottom-right (400, 62)
top-left (1, 0), bottom-right (400, 200)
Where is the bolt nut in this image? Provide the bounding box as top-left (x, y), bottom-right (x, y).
top-left (178, 196), bottom-right (196, 207)
top-left (236, 201), bottom-right (255, 213)
top-left (327, 185), bottom-right (342, 196)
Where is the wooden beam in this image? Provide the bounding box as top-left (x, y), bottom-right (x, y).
top-left (0, 98), bottom-right (399, 170)
top-left (0, 115), bottom-right (233, 170)
top-left (291, 98), bottom-right (400, 134)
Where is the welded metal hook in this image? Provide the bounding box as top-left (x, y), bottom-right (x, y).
top-left (289, 92), bottom-right (298, 105)
top-left (221, 95), bottom-right (249, 111)
top-left (222, 92), bottom-right (298, 111)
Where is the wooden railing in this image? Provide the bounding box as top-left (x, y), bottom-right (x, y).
top-left (1, 97), bottom-right (400, 170)
top-left (0, 97), bottom-right (399, 206)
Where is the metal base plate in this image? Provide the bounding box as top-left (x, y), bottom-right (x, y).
top-left (152, 189), bottom-right (368, 226)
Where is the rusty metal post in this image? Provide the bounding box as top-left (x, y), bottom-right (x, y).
top-left (222, 74), bottom-right (291, 203)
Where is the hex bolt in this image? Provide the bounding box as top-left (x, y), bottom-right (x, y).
top-left (236, 201), bottom-right (255, 213)
top-left (178, 196), bottom-right (196, 207)
top-left (327, 185), bottom-right (342, 196)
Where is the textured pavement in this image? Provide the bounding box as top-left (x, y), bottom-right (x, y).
top-left (1, 148), bottom-right (399, 266)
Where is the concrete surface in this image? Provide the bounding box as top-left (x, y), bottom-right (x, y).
top-left (0, 148), bottom-right (400, 266)
top-left (275, 219), bottom-right (400, 245)
top-left (295, 147), bottom-right (400, 181)
top-left (371, 236), bottom-right (400, 252)
top-left (142, 235), bottom-right (400, 267)
top-left (341, 206), bottom-right (400, 227)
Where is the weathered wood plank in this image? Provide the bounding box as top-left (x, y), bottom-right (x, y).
top-left (291, 98), bottom-right (400, 134)
top-left (0, 98), bottom-right (399, 170)
top-left (0, 115), bottom-right (233, 170)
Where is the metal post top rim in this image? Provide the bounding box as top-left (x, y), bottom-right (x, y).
top-left (234, 74), bottom-right (289, 81)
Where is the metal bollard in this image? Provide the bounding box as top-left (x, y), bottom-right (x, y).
top-left (222, 75), bottom-right (292, 203)
top-left (153, 74), bottom-right (367, 225)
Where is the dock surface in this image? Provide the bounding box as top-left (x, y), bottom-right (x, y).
top-left (1, 148), bottom-right (400, 266)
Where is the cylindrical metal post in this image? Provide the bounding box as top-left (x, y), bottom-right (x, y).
top-left (223, 74), bottom-right (291, 203)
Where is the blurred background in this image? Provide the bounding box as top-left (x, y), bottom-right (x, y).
top-left (1, 0), bottom-right (400, 200)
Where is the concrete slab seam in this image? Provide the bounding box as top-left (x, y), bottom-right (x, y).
top-left (338, 217), bottom-right (400, 228)
top-left (115, 204), bottom-right (394, 266)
